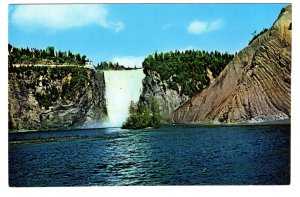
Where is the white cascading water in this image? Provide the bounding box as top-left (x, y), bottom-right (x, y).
top-left (103, 69), bottom-right (145, 127)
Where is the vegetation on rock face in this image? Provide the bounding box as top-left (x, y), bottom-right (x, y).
top-left (9, 66), bottom-right (90, 110)
top-left (248, 28), bottom-right (268, 45)
top-left (8, 44), bottom-right (89, 66)
top-left (95, 61), bottom-right (138, 70)
top-left (142, 50), bottom-right (234, 97)
top-left (122, 98), bottom-right (161, 129)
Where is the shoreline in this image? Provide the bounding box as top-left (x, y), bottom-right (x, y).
top-left (186, 119), bottom-right (291, 126)
top-left (9, 119), bottom-right (291, 133)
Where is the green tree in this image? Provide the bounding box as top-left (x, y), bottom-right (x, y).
top-left (8, 44), bottom-right (12, 54)
top-left (8, 44), bottom-right (90, 66)
top-left (150, 98), bottom-right (161, 126)
top-left (46, 46), bottom-right (55, 57)
top-left (249, 28), bottom-right (268, 45)
top-left (142, 49), bottom-right (234, 97)
top-left (122, 98), bottom-right (161, 129)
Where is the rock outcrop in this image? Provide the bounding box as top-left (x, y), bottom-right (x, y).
top-left (139, 70), bottom-right (189, 119)
top-left (8, 66), bottom-right (107, 132)
top-left (172, 5), bottom-right (291, 124)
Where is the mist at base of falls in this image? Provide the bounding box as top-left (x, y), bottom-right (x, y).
top-left (102, 69), bottom-right (145, 128)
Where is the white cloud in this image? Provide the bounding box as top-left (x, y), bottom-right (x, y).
top-left (187, 19), bottom-right (223, 35)
top-left (11, 4), bottom-right (124, 32)
top-left (111, 56), bottom-right (145, 68)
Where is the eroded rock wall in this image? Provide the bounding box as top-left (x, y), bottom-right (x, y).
top-left (172, 5), bottom-right (291, 124)
top-left (139, 70), bottom-right (189, 119)
top-left (8, 66), bottom-right (107, 132)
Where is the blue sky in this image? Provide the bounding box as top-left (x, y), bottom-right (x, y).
top-left (8, 3), bottom-right (287, 67)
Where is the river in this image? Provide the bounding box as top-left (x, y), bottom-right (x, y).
top-left (9, 124), bottom-right (290, 186)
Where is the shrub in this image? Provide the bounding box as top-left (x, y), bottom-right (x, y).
top-left (122, 98), bottom-right (161, 129)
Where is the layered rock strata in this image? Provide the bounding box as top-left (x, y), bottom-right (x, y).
top-left (172, 5), bottom-right (291, 124)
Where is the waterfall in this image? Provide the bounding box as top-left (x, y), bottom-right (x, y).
top-left (103, 69), bottom-right (145, 127)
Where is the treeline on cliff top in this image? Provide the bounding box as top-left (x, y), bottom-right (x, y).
top-left (248, 28), bottom-right (268, 45)
top-left (8, 44), bottom-right (139, 70)
top-left (8, 44), bottom-right (90, 66)
top-left (142, 50), bottom-right (234, 97)
top-left (95, 61), bottom-right (138, 70)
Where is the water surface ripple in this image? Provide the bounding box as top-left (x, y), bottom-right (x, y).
top-left (9, 124), bottom-right (290, 186)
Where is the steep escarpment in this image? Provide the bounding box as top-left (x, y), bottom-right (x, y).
top-left (8, 66), bottom-right (107, 132)
top-left (140, 70), bottom-right (189, 118)
top-left (140, 50), bottom-right (234, 119)
top-left (172, 5), bottom-right (291, 124)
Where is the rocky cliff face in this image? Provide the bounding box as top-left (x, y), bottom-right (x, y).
top-left (172, 5), bottom-right (291, 124)
top-left (8, 66), bottom-right (107, 132)
top-left (139, 70), bottom-right (189, 119)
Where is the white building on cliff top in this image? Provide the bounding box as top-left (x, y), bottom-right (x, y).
top-left (85, 61), bottom-right (95, 69)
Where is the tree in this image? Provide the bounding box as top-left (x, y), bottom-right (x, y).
top-left (122, 98), bottom-right (161, 129)
top-left (249, 28), bottom-right (268, 45)
top-left (150, 97), bottom-right (161, 126)
top-left (81, 55), bottom-right (86, 64)
top-left (8, 44), bottom-right (90, 66)
top-left (8, 44), bottom-right (12, 54)
top-left (141, 49), bottom-right (234, 97)
top-left (46, 46), bottom-right (55, 57)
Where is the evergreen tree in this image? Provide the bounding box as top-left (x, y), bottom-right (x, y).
top-left (142, 49), bottom-right (234, 97)
top-left (8, 44), bottom-right (89, 66)
top-left (122, 98), bottom-right (161, 129)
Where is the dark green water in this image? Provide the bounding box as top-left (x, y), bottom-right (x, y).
top-left (9, 124), bottom-right (290, 186)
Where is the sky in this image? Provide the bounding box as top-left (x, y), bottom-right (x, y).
top-left (8, 3), bottom-right (287, 68)
top-left (3, 2), bottom-right (300, 195)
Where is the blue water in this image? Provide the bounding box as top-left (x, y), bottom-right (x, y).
top-left (9, 124), bottom-right (290, 186)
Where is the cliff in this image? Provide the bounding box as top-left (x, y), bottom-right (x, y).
top-left (172, 5), bottom-right (291, 124)
top-left (139, 51), bottom-right (233, 119)
top-left (8, 65), bottom-right (107, 132)
top-left (139, 70), bottom-right (189, 119)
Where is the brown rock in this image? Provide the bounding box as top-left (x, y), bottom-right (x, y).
top-left (172, 5), bottom-right (291, 124)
